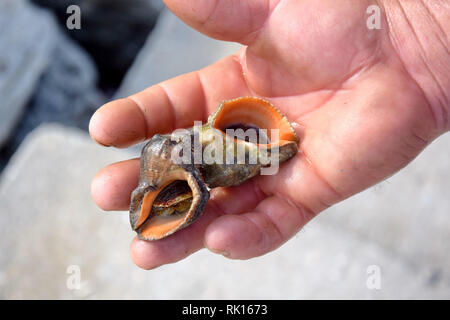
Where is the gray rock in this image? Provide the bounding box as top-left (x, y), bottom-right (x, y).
top-left (31, 0), bottom-right (164, 89)
top-left (0, 0), bottom-right (105, 156)
top-left (8, 30), bottom-right (105, 149)
top-left (0, 0), bottom-right (57, 147)
top-left (0, 124), bottom-right (449, 299)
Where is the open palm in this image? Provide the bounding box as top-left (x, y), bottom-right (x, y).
top-left (90, 0), bottom-right (448, 269)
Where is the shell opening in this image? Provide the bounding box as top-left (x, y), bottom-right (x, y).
top-left (222, 123), bottom-right (270, 144)
top-left (151, 180), bottom-right (193, 216)
top-left (211, 97), bottom-right (298, 146)
top-left (138, 179), bottom-right (194, 240)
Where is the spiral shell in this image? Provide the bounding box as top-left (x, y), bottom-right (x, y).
top-left (129, 97), bottom-right (299, 240)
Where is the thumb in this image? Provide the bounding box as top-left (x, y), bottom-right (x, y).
top-left (163, 0), bottom-right (273, 43)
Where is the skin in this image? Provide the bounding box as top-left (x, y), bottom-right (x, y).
top-left (89, 0), bottom-right (450, 269)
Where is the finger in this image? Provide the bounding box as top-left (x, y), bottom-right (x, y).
top-left (203, 153), bottom-right (343, 259)
top-left (130, 205), bottom-right (218, 270)
top-left (89, 72), bottom-right (205, 148)
top-left (204, 194), bottom-right (313, 259)
top-left (163, 0), bottom-right (272, 43)
top-left (131, 144), bottom-right (334, 266)
top-left (130, 179), bottom-right (266, 269)
top-left (91, 158), bottom-right (140, 211)
top-left (89, 54), bottom-right (249, 148)
top-left (91, 154), bottom-right (267, 213)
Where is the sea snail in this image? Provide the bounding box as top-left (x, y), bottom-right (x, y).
top-left (129, 97), bottom-right (299, 240)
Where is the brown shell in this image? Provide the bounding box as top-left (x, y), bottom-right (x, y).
top-left (129, 97), bottom-right (299, 240)
top-left (129, 134), bottom-right (209, 240)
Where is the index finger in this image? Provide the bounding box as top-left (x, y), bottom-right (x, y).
top-left (89, 54), bottom-right (249, 148)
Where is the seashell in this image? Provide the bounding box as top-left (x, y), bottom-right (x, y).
top-left (130, 97), bottom-right (299, 240)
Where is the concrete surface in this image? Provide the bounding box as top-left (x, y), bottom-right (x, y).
top-left (315, 135), bottom-right (450, 272)
top-left (0, 124), bottom-right (449, 300)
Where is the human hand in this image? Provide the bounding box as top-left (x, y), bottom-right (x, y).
top-left (89, 0), bottom-right (450, 269)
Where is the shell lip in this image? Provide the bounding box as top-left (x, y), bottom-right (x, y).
top-left (129, 183), bottom-right (156, 231)
top-left (209, 96), bottom-right (300, 148)
top-left (132, 165), bottom-right (210, 241)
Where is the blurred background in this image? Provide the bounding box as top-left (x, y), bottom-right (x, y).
top-left (0, 0), bottom-right (449, 299)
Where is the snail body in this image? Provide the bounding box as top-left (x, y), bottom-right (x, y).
top-left (130, 97), bottom-right (299, 240)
